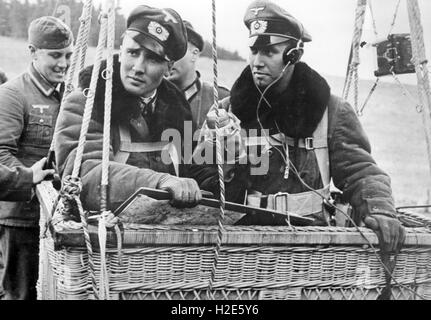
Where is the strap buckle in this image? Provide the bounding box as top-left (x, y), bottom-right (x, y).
top-left (305, 137), bottom-right (314, 150)
top-left (274, 192), bottom-right (289, 213)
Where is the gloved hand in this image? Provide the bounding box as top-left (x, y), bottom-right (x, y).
top-left (364, 214), bottom-right (406, 253)
top-left (157, 174), bottom-right (202, 208)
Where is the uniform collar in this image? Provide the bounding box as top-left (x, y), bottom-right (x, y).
top-left (183, 71), bottom-right (202, 101)
top-left (28, 63), bottom-right (58, 97)
top-left (140, 89), bottom-right (158, 113)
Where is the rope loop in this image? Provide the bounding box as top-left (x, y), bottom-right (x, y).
top-left (82, 88), bottom-right (94, 99)
top-left (98, 12), bottom-right (108, 24)
top-left (101, 68), bottom-right (112, 81)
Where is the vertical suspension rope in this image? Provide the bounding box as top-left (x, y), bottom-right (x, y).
top-left (49, 0), bottom-right (93, 155)
top-left (71, 15), bottom-right (108, 178)
top-left (343, 0), bottom-right (367, 114)
top-left (77, 1), bottom-right (94, 76)
top-left (368, 0), bottom-right (379, 39)
top-left (207, 0), bottom-right (226, 298)
top-left (97, 0), bottom-right (116, 301)
top-left (387, 0), bottom-right (402, 36)
top-left (66, 8), bottom-right (108, 300)
top-left (406, 0), bottom-right (431, 181)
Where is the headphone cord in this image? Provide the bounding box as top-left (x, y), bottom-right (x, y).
top-left (250, 60), bottom-right (426, 300)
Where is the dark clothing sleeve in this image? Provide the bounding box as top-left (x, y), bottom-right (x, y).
top-left (328, 96), bottom-right (396, 220)
top-left (0, 165), bottom-right (33, 202)
top-left (55, 91), bottom-right (170, 212)
top-left (0, 86), bottom-right (26, 168)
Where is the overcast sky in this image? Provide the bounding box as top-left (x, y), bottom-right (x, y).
top-left (97, 0), bottom-right (431, 82)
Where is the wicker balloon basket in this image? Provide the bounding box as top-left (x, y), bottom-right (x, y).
top-left (36, 182), bottom-right (431, 300)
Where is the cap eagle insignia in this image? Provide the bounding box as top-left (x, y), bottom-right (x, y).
top-left (148, 21), bottom-right (169, 41)
top-left (250, 7), bottom-right (265, 16)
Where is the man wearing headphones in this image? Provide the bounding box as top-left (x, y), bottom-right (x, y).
top-left (193, 0), bottom-right (405, 254)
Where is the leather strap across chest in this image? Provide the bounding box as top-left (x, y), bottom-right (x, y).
top-left (114, 124), bottom-right (180, 176)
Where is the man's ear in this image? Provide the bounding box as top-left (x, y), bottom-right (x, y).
top-left (191, 48), bottom-right (200, 62)
top-left (118, 46), bottom-right (123, 63)
top-left (167, 60), bottom-right (174, 71)
top-left (164, 61), bottom-right (174, 77)
top-left (29, 45), bottom-right (37, 59)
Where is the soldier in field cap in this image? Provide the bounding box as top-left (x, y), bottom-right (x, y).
top-left (55, 5), bottom-right (203, 221)
top-left (0, 16), bottom-right (73, 300)
top-left (193, 0), bottom-right (406, 257)
top-left (167, 20), bottom-right (230, 128)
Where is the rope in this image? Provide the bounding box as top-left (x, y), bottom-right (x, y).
top-left (406, 0), bottom-right (431, 183)
top-left (368, 0), bottom-right (379, 39)
top-left (207, 0), bottom-right (226, 299)
top-left (101, 2), bottom-right (115, 209)
top-left (254, 85), bottom-right (426, 299)
top-left (387, 0), bottom-right (402, 36)
top-left (49, 0), bottom-right (93, 156)
top-left (358, 77), bottom-right (380, 116)
top-left (343, 0), bottom-right (367, 110)
top-left (391, 70), bottom-right (423, 112)
top-left (71, 12), bottom-right (108, 178)
top-left (62, 176), bottom-right (99, 299)
top-left (97, 0), bottom-right (116, 300)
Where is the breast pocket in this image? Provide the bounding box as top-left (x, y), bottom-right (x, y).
top-left (24, 112), bottom-right (54, 148)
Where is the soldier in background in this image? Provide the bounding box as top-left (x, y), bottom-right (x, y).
top-left (0, 16), bottom-right (73, 300)
top-left (166, 21), bottom-right (229, 128)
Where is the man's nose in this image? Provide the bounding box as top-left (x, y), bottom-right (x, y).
top-left (132, 54), bottom-right (146, 74)
top-left (252, 52), bottom-right (265, 68)
top-left (57, 56), bottom-right (68, 69)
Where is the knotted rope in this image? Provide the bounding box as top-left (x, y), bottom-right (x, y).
top-left (54, 3), bottom-right (112, 300)
top-left (207, 0), bottom-right (226, 299)
top-left (62, 175), bottom-right (99, 300)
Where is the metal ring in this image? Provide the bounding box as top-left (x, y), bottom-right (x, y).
top-left (82, 88), bottom-right (94, 98)
top-left (101, 68), bottom-right (112, 80)
top-left (98, 12), bottom-right (108, 24)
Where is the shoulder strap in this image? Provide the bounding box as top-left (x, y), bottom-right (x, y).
top-left (114, 124), bottom-right (179, 176)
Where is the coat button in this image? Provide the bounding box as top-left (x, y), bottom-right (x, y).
top-left (39, 119), bottom-right (45, 124)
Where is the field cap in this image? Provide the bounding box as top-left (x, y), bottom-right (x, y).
top-left (184, 20), bottom-right (204, 52)
top-left (28, 16), bottom-right (73, 49)
top-left (126, 5), bottom-right (188, 61)
top-left (244, 0), bottom-right (312, 48)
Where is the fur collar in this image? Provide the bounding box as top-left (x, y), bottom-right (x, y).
top-left (230, 62), bottom-right (331, 138)
top-left (78, 54), bottom-right (192, 135)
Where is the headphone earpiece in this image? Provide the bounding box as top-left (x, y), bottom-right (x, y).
top-left (282, 40), bottom-right (304, 66)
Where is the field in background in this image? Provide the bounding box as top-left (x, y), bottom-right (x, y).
top-left (1, 36), bottom-right (430, 208)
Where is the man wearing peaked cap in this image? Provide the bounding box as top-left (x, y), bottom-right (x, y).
top-left (55, 5), bottom-right (203, 218)
top-left (0, 16), bottom-right (73, 300)
top-left (167, 20), bottom-right (230, 128)
top-left (194, 0), bottom-right (405, 255)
